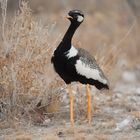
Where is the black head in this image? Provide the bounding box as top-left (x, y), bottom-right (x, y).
top-left (67, 10), bottom-right (84, 23)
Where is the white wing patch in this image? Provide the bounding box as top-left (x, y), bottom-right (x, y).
top-left (77, 15), bottom-right (84, 22)
top-left (75, 60), bottom-right (107, 84)
top-left (65, 45), bottom-right (78, 59)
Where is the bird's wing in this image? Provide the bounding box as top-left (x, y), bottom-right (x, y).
top-left (75, 48), bottom-right (109, 85)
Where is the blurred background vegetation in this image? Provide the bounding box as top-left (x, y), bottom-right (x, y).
top-left (4, 0), bottom-right (139, 63)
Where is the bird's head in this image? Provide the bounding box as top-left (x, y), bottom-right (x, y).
top-left (67, 10), bottom-right (84, 24)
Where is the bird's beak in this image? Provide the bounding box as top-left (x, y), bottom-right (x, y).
top-left (66, 15), bottom-right (73, 19)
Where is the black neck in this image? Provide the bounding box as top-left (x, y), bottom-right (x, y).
top-left (62, 22), bottom-right (80, 44)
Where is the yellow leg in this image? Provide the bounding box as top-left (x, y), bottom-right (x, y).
top-left (86, 84), bottom-right (91, 125)
top-left (68, 85), bottom-right (74, 126)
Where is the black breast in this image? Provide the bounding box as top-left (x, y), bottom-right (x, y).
top-left (51, 48), bottom-right (78, 84)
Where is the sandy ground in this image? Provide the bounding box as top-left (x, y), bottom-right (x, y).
top-left (1, 66), bottom-right (140, 140)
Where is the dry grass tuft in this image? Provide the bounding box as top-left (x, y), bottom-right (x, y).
top-left (0, 1), bottom-right (62, 126)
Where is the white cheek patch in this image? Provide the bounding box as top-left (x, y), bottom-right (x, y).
top-left (75, 60), bottom-right (107, 84)
top-left (65, 45), bottom-right (78, 59)
top-left (77, 15), bottom-right (84, 22)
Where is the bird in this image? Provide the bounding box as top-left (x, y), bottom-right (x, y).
top-left (51, 10), bottom-right (109, 126)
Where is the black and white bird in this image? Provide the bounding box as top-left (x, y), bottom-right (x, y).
top-left (51, 10), bottom-right (109, 125)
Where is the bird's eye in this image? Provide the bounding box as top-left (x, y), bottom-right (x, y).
top-left (73, 15), bottom-right (77, 19)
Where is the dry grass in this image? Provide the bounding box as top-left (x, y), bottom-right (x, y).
top-left (0, 1), bottom-right (63, 127)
